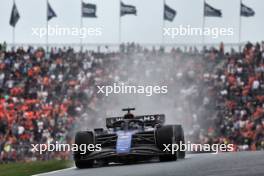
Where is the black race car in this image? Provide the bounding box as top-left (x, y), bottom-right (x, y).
top-left (74, 108), bottom-right (185, 168)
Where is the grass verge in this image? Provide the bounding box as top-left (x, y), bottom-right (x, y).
top-left (0, 160), bottom-right (73, 176)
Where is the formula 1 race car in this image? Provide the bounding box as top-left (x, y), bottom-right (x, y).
top-left (74, 108), bottom-right (185, 168)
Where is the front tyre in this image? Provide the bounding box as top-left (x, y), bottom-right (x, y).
top-left (156, 125), bottom-right (178, 162)
top-left (75, 160), bottom-right (94, 169)
top-left (174, 125), bottom-right (185, 159)
top-left (74, 131), bottom-right (94, 168)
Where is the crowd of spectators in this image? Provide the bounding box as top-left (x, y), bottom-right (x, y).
top-left (0, 42), bottom-right (263, 163)
top-left (206, 42), bottom-right (264, 151)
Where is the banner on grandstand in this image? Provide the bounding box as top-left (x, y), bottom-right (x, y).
top-left (240, 3), bottom-right (255, 17)
top-left (47, 2), bottom-right (57, 21)
top-left (164, 4), bottom-right (176, 22)
top-left (204, 2), bottom-right (222, 17)
top-left (120, 2), bottom-right (137, 16)
top-left (9, 2), bottom-right (20, 27)
top-left (82, 2), bottom-right (97, 18)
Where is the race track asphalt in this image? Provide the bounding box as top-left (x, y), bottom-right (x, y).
top-left (35, 151), bottom-right (264, 176)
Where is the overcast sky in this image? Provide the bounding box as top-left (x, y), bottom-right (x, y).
top-left (0, 0), bottom-right (263, 44)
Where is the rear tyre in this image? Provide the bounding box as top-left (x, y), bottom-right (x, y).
top-left (74, 131), bottom-right (94, 168)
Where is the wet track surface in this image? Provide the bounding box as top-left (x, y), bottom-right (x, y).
top-left (36, 151), bottom-right (264, 176)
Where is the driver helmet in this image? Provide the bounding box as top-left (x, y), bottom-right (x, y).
top-left (124, 112), bottom-right (134, 119)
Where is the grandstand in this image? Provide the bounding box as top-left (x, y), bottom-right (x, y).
top-left (0, 42), bottom-right (263, 163)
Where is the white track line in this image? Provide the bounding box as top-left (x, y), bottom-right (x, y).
top-left (32, 166), bottom-right (76, 176)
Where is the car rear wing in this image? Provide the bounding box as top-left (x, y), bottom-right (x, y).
top-left (106, 114), bottom-right (165, 128)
